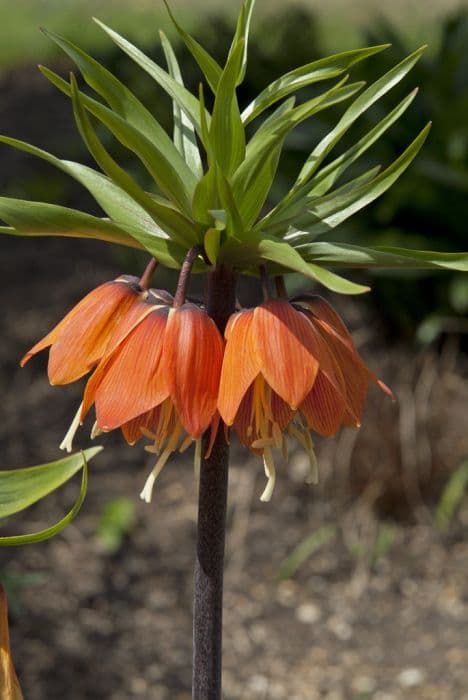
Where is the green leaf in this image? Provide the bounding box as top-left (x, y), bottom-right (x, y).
top-left (275, 124), bottom-right (430, 238)
top-left (68, 75), bottom-right (197, 247)
top-left (204, 227), bottom-right (221, 264)
top-left (235, 78), bottom-right (364, 210)
top-left (210, 38), bottom-right (246, 175)
top-left (41, 66), bottom-right (196, 216)
top-left (162, 1), bottom-right (222, 93)
top-left (301, 241), bottom-right (468, 271)
top-left (0, 135), bottom-right (164, 237)
top-left (278, 525), bottom-right (337, 579)
top-left (221, 236), bottom-right (369, 294)
top-left (293, 46), bottom-right (426, 190)
top-left (159, 30), bottom-right (203, 178)
top-left (288, 89), bottom-right (418, 207)
top-left (241, 44), bottom-right (389, 124)
top-left (41, 28), bottom-right (188, 174)
top-left (217, 169), bottom-right (244, 237)
top-left (93, 19), bottom-right (208, 137)
top-left (228, 0), bottom-right (256, 85)
top-left (268, 165), bottom-right (382, 239)
top-left (435, 460), bottom-right (468, 533)
top-left (0, 197), bottom-right (186, 267)
top-left (0, 462), bottom-right (88, 546)
top-left (0, 447), bottom-right (101, 519)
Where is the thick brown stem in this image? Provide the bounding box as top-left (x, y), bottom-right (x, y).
top-left (174, 245), bottom-right (205, 308)
top-left (139, 257), bottom-right (158, 289)
top-left (192, 265), bottom-right (236, 700)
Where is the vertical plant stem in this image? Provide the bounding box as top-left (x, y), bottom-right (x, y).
top-left (192, 265), bottom-right (236, 700)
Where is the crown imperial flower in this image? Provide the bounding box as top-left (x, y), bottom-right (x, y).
top-left (218, 296), bottom-right (393, 500)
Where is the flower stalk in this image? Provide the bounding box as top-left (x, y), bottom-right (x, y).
top-left (193, 265), bottom-right (236, 700)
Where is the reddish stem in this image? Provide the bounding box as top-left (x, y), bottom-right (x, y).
top-left (139, 257), bottom-right (158, 290)
top-left (174, 245), bottom-right (204, 308)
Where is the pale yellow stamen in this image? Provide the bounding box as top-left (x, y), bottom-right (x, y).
top-left (194, 438), bottom-right (202, 483)
top-left (60, 402), bottom-right (83, 453)
top-left (90, 421), bottom-right (102, 440)
top-left (140, 422), bottom-right (183, 503)
top-left (260, 446), bottom-right (276, 502)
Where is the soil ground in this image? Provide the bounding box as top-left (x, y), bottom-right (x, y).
top-left (1, 237), bottom-right (467, 700)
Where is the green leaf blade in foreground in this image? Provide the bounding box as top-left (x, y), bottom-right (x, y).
top-left (0, 464), bottom-right (88, 546)
top-left (0, 447), bottom-right (102, 519)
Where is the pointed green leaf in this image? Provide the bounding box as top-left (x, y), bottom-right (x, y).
top-left (236, 79), bottom-right (364, 217)
top-left (0, 135), bottom-right (164, 237)
top-left (0, 197), bottom-right (186, 267)
top-left (241, 44), bottom-right (389, 124)
top-left (68, 75), bottom-right (197, 247)
top-left (266, 165), bottom-right (382, 238)
top-left (220, 236), bottom-right (369, 294)
top-left (41, 28), bottom-right (189, 174)
top-left (93, 19), bottom-right (208, 137)
top-left (162, 1), bottom-right (222, 93)
top-left (41, 66), bottom-right (196, 216)
top-left (293, 46), bottom-right (426, 190)
top-left (159, 30), bottom-right (203, 178)
top-left (301, 123), bottom-right (431, 235)
top-left (217, 170), bottom-right (244, 237)
top-left (210, 38), bottom-right (246, 174)
top-left (307, 89), bottom-right (418, 198)
top-left (0, 462), bottom-right (88, 546)
top-left (0, 448), bottom-right (101, 519)
top-left (228, 0), bottom-right (256, 85)
top-left (301, 241), bottom-right (468, 271)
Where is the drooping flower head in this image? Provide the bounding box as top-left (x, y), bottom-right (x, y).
top-left (21, 258), bottom-right (224, 502)
top-left (218, 297), bottom-right (393, 500)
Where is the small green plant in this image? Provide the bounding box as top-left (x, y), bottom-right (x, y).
top-left (96, 497), bottom-right (136, 554)
top-left (435, 460), bottom-right (468, 532)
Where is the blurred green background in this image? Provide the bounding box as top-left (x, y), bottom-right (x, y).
top-left (1, 2), bottom-right (467, 699)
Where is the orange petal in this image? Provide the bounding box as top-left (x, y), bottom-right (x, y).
top-left (300, 371), bottom-right (347, 437)
top-left (232, 386), bottom-right (262, 454)
top-left (217, 310), bottom-right (260, 425)
top-left (162, 304), bottom-right (224, 438)
top-left (22, 277), bottom-right (141, 384)
top-left (251, 300), bottom-right (319, 409)
top-left (121, 405), bottom-right (162, 445)
top-left (80, 297), bottom-right (165, 420)
top-left (309, 319), bottom-right (369, 426)
top-left (0, 585), bottom-right (24, 700)
top-left (94, 307), bottom-right (170, 430)
top-left (300, 295), bottom-right (394, 401)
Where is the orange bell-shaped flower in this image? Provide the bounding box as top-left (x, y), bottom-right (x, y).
top-left (0, 586), bottom-right (23, 700)
top-left (218, 298), bottom-right (392, 500)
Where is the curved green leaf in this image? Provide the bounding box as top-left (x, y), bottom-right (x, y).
top-left (241, 44), bottom-right (389, 124)
top-left (69, 75), bottom-right (197, 247)
top-left (162, 1), bottom-right (222, 93)
top-left (0, 197), bottom-right (187, 266)
top-left (0, 463), bottom-right (88, 546)
top-left (40, 66), bottom-right (196, 215)
top-left (229, 0), bottom-right (256, 85)
top-left (293, 46), bottom-right (426, 190)
top-left (0, 447), bottom-right (101, 519)
top-left (0, 135), bottom-right (163, 237)
top-left (283, 124), bottom-right (431, 237)
top-left (41, 28), bottom-right (188, 176)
